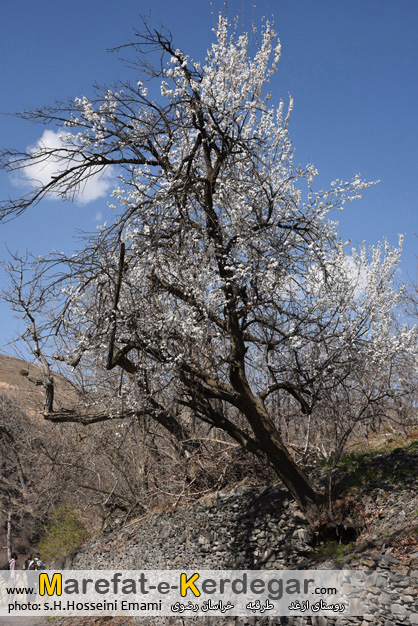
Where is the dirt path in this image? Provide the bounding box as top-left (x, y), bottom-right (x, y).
top-left (0, 617), bottom-right (48, 626)
top-left (0, 616), bottom-right (135, 626)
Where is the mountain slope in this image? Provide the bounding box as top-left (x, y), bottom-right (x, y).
top-left (0, 353), bottom-right (80, 416)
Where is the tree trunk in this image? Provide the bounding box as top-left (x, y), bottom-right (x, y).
top-left (260, 431), bottom-right (321, 524)
top-left (235, 384), bottom-right (322, 523)
top-left (6, 511), bottom-right (12, 559)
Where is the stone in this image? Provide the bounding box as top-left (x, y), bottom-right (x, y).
top-left (292, 527), bottom-right (312, 542)
top-left (379, 555), bottom-right (400, 565)
top-left (292, 510), bottom-right (307, 522)
top-left (310, 617), bottom-right (329, 626)
top-left (379, 592), bottom-right (393, 604)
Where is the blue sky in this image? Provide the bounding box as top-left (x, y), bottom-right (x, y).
top-left (0, 0), bottom-right (417, 354)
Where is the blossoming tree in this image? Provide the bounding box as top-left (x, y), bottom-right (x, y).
top-left (1, 16), bottom-right (411, 522)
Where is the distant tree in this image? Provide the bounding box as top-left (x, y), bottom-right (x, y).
top-left (1, 15), bottom-right (413, 522)
top-left (0, 394), bottom-right (54, 553)
top-left (0, 391), bottom-right (115, 548)
top-left (399, 264), bottom-right (418, 425)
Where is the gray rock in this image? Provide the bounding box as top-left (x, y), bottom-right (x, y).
top-left (66, 478), bottom-right (418, 626)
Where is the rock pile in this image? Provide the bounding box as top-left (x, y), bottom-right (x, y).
top-left (70, 482), bottom-right (313, 571)
top-left (68, 475), bottom-right (418, 625)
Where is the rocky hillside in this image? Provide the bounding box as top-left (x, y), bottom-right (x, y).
top-left (2, 355), bottom-right (417, 624)
top-left (61, 436), bottom-right (418, 625)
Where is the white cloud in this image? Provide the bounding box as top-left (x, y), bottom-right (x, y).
top-left (16, 129), bottom-right (115, 205)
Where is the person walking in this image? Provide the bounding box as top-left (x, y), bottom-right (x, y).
top-left (9, 553), bottom-right (17, 581)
